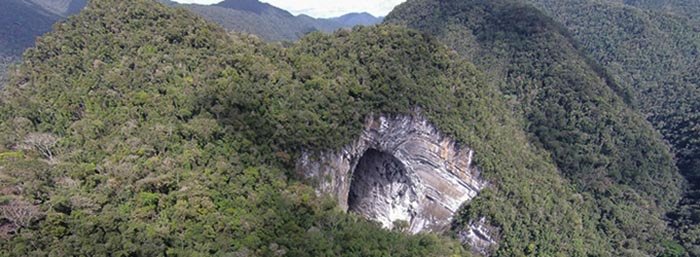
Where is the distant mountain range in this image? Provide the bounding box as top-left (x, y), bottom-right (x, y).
top-left (0, 0), bottom-right (86, 56)
top-left (0, 0), bottom-right (87, 84)
top-left (164, 0), bottom-right (383, 41)
top-left (330, 12), bottom-right (384, 27)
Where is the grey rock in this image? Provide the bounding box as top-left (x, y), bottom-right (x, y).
top-left (458, 217), bottom-right (498, 255)
top-left (297, 112), bottom-right (488, 234)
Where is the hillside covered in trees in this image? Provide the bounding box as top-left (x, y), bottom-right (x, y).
top-left (620, 0), bottom-right (700, 27)
top-left (1, 0), bottom-right (698, 256)
top-left (513, 0), bottom-right (700, 253)
top-left (0, 0), bottom-right (673, 256)
top-left (385, 0), bottom-right (687, 255)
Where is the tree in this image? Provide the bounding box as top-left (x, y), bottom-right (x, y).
top-left (0, 199), bottom-right (41, 230)
top-left (392, 219), bottom-right (409, 233)
top-left (21, 133), bottom-right (58, 161)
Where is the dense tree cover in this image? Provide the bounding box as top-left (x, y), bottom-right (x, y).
top-left (0, 1), bottom-right (469, 256)
top-left (386, 0), bottom-right (686, 255)
top-left (0, 0), bottom-right (642, 256)
top-left (620, 0), bottom-right (700, 27)
top-left (515, 0), bottom-right (700, 253)
top-left (290, 28), bottom-right (614, 257)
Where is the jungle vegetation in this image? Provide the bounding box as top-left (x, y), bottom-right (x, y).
top-left (0, 0), bottom-right (697, 256)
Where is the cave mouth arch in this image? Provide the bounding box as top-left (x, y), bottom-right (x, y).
top-left (347, 148), bottom-right (419, 229)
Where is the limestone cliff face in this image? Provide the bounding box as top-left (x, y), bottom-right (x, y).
top-left (297, 113), bottom-right (488, 234)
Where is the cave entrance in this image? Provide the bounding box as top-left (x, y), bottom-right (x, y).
top-left (347, 149), bottom-right (418, 229)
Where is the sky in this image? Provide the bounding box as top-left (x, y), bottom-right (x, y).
top-left (171, 0), bottom-right (407, 18)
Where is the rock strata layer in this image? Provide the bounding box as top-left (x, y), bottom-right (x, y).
top-left (297, 113), bottom-right (487, 233)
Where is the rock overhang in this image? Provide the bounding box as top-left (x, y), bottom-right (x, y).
top-left (297, 112), bottom-right (487, 234)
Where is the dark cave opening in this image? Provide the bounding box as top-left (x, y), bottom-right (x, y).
top-left (347, 148), bottom-right (417, 228)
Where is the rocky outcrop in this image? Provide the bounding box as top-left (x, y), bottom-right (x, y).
top-left (297, 113), bottom-right (488, 234)
top-left (458, 217), bottom-right (498, 255)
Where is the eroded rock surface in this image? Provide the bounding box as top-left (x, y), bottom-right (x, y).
top-left (458, 217), bottom-right (498, 255)
top-left (348, 149), bottom-right (419, 229)
top-left (297, 113), bottom-right (487, 234)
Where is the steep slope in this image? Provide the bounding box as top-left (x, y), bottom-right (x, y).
top-left (214, 0), bottom-right (278, 14)
top-left (0, 0), bottom-right (470, 255)
top-left (0, 0), bottom-right (86, 86)
top-left (26, 0), bottom-right (87, 17)
top-left (0, 0), bottom-right (58, 87)
top-left (386, 0), bottom-right (685, 255)
top-left (618, 0), bottom-right (700, 27)
top-left (0, 0), bottom-right (87, 53)
top-left (296, 14), bottom-right (345, 32)
top-left (289, 27), bottom-right (618, 256)
top-left (517, 0), bottom-right (700, 253)
top-left (182, 3), bottom-right (319, 41)
top-left (0, 1), bottom-right (58, 60)
top-left (0, 0), bottom-right (626, 256)
top-left (0, 57), bottom-right (17, 85)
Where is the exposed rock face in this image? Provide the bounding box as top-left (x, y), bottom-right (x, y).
top-left (347, 149), bottom-right (419, 229)
top-left (297, 113), bottom-right (487, 234)
top-left (458, 217), bottom-right (498, 255)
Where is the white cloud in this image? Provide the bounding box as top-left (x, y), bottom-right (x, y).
top-left (171, 0), bottom-right (407, 18)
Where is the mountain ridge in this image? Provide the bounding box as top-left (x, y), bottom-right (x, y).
top-left (0, 0), bottom-right (87, 87)
top-left (518, 0), bottom-right (700, 253)
top-left (329, 12), bottom-right (383, 26)
top-left (386, 0), bottom-right (685, 255)
top-left (214, 0), bottom-right (281, 14)
top-left (177, 0), bottom-right (382, 41)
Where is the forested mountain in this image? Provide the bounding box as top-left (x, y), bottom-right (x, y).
top-left (0, 0), bottom-right (86, 86)
top-left (2, 0), bottom-right (698, 256)
top-left (177, 2), bottom-right (319, 41)
top-left (329, 12), bottom-right (383, 27)
top-left (170, 0), bottom-right (381, 42)
top-left (213, 0), bottom-right (277, 13)
top-left (619, 0), bottom-right (700, 26)
top-left (0, 0), bottom-right (662, 256)
top-left (386, 0), bottom-right (686, 255)
top-left (514, 0), bottom-right (700, 253)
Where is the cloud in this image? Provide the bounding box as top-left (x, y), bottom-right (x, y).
top-left (171, 0), bottom-right (407, 18)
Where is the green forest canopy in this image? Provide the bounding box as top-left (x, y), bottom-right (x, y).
top-left (0, 0), bottom-right (597, 255)
top-left (517, 0), bottom-right (700, 253)
top-left (0, 0), bottom-right (696, 256)
top-left (385, 0), bottom-right (686, 255)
